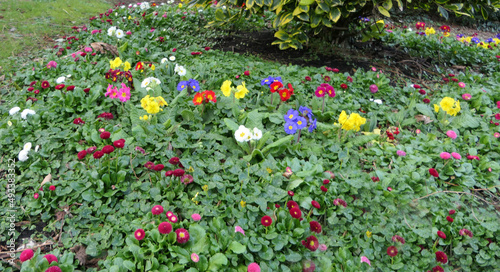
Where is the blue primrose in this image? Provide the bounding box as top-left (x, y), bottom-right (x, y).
top-left (261, 76), bottom-right (274, 86)
top-left (284, 121), bottom-right (298, 135)
top-left (299, 106), bottom-right (314, 119)
top-left (284, 109), bottom-right (299, 122)
top-left (188, 79), bottom-right (200, 92)
top-left (308, 118), bottom-right (317, 133)
top-left (296, 116), bottom-right (307, 130)
top-left (177, 81), bottom-right (188, 91)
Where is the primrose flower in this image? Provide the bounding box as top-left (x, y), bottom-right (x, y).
top-left (46, 61), bottom-right (57, 69)
top-left (235, 226), bottom-right (245, 235)
top-left (252, 128), bottom-right (262, 140)
top-left (284, 109), bottom-right (299, 122)
top-left (235, 82), bottom-right (249, 99)
top-left (235, 125), bottom-right (251, 142)
top-left (360, 256), bottom-right (371, 266)
top-left (397, 150), bottom-right (406, 157)
top-left (295, 116), bottom-right (307, 129)
top-left (188, 79), bottom-right (200, 92)
top-left (337, 111), bottom-right (366, 131)
top-left (261, 76), bottom-right (274, 86)
top-left (439, 97), bottom-right (461, 116)
top-left (284, 121), bottom-right (298, 135)
top-left (221, 80), bottom-right (232, 97)
top-left (118, 83), bottom-right (131, 102)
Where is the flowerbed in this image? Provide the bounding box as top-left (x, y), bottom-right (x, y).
top-left (1, 2), bottom-right (500, 272)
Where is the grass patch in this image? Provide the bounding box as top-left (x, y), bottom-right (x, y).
top-left (0, 0), bottom-right (110, 73)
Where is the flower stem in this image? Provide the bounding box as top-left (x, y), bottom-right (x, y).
top-left (296, 129), bottom-right (301, 143)
top-left (322, 96), bottom-right (325, 112)
top-left (270, 92), bottom-right (273, 105)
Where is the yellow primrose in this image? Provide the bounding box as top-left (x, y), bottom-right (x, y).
top-left (110, 57), bottom-right (122, 69)
top-left (240, 200), bottom-right (246, 208)
top-left (366, 231), bottom-right (372, 238)
top-left (235, 82), bottom-right (249, 99)
top-left (123, 61), bottom-right (131, 71)
top-left (425, 27), bottom-right (435, 36)
top-left (434, 104), bottom-right (440, 113)
top-left (221, 80), bottom-right (232, 97)
top-left (443, 32), bottom-right (450, 37)
top-left (266, 168), bottom-right (272, 174)
top-left (202, 185), bottom-right (209, 192)
top-left (439, 97), bottom-right (460, 116)
top-left (151, 64), bottom-right (155, 71)
top-left (139, 115), bottom-right (151, 121)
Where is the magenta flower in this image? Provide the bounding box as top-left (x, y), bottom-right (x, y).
top-left (191, 213), bottom-right (201, 221)
top-left (458, 82), bottom-right (466, 88)
top-left (191, 253), bottom-right (200, 263)
top-left (235, 225), bottom-right (245, 235)
top-left (247, 262), bottom-right (261, 272)
top-left (126, 31), bottom-right (132, 35)
top-left (134, 229), bottom-right (145, 240)
top-left (318, 244), bottom-right (327, 251)
top-left (151, 205), bottom-right (164, 215)
top-left (46, 61), bottom-right (58, 69)
top-left (369, 84), bottom-right (378, 93)
top-left (462, 93), bottom-right (472, 100)
top-left (105, 84), bottom-right (119, 98)
top-left (446, 130), bottom-right (457, 139)
top-left (360, 256), bottom-right (371, 266)
top-left (118, 83), bottom-right (131, 102)
top-left (440, 152), bottom-right (451, 159)
top-left (396, 150), bottom-right (406, 157)
top-left (451, 152), bottom-right (461, 160)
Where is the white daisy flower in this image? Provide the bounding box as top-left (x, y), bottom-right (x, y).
top-left (161, 58), bottom-right (168, 64)
top-left (107, 26), bottom-right (117, 36)
top-left (21, 109), bottom-right (36, 119)
top-left (252, 128), bottom-right (262, 140)
top-left (169, 56), bottom-right (176, 61)
top-left (235, 125), bottom-right (251, 142)
top-left (140, 2), bottom-right (150, 9)
top-left (369, 98), bottom-right (383, 105)
top-left (7, 121), bottom-right (12, 126)
top-left (56, 76), bottom-right (66, 83)
top-left (66, 74), bottom-right (71, 78)
top-left (177, 66), bottom-right (187, 76)
top-left (35, 145), bottom-right (40, 152)
top-left (18, 149), bottom-right (29, 162)
top-left (9, 107), bottom-right (21, 115)
top-left (150, 77), bottom-right (161, 85)
top-left (116, 29), bottom-right (124, 38)
top-left (115, 12), bottom-right (118, 16)
top-left (174, 64), bottom-right (180, 72)
top-left (121, 5), bottom-right (125, 8)
top-left (133, 4), bottom-right (137, 8)
top-left (23, 142), bottom-right (32, 151)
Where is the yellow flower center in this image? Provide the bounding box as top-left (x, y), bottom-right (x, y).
top-left (310, 241), bottom-right (314, 246)
top-left (137, 232), bottom-right (142, 237)
top-left (289, 114), bottom-right (293, 119)
top-left (319, 90), bottom-right (323, 94)
top-left (180, 233), bottom-right (185, 238)
top-left (240, 132), bottom-right (245, 137)
top-left (122, 93), bottom-right (126, 97)
top-left (288, 126), bottom-right (293, 130)
top-left (297, 121), bottom-right (302, 125)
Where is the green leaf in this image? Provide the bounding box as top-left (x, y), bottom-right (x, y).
top-left (275, 30), bottom-right (290, 41)
top-left (224, 118), bottom-right (240, 131)
top-left (228, 241), bottom-right (246, 254)
top-left (208, 253), bottom-right (228, 271)
top-left (299, 0), bottom-right (314, 5)
top-left (378, 6), bottom-right (390, 17)
top-left (438, 6), bottom-right (449, 20)
top-left (261, 135), bottom-right (294, 154)
top-left (215, 9), bottom-right (225, 21)
top-left (287, 178), bottom-right (304, 190)
top-left (246, 0), bottom-right (255, 9)
top-left (349, 134), bottom-right (379, 146)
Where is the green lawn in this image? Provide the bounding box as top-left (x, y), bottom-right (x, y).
top-left (0, 0), bottom-right (110, 73)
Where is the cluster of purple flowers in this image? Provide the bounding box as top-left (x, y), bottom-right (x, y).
top-left (261, 76), bottom-right (282, 86)
top-left (359, 17), bottom-right (370, 22)
top-left (284, 106), bottom-right (317, 134)
top-left (177, 79), bottom-right (200, 92)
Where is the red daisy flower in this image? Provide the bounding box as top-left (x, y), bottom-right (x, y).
top-left (309, 221), bottom-right (322, 234)
top-left (73, 118), bottom-right (85, 125)
top-left (429, 168), bottom-right (439, 178)
top-left (181, 174), bottom-right (194, 185)
top-left (66, 85), bottom-right (75, 91)
top-left (320, 186), bottom-right (328, 192)
top-left (323, 179), bottom-right (330, 184)
top-left (77, 150), bottom-right (87, 160)
top-left (169, 157), bottom-right (180, 165)
top-left (175, 228), bottom-right (190, 243)
top-left (387, 246), bottom-right (398, 257)
top-left (153, 164), bottom-right (164, 171)
top-left (151, 205), bottom-right (164, 215)
top-left (100, 131), bottom-right (111, 139)
top-left (20, 249), bottom-right (34, 262)
top-left (41, 81), bottom-right (50, 89)
top-left (303, 260), bottom-right (316, 272)
top-left (288, 191), bottom-right (294, 196)
top-left (144, 161), bottom-right (155, 169)
top-left (45, 267), bottom-right (62, 272)
top-left (392, 235), bottom-right (405, 244)
top-left (93, 150), bottom-right (104, 159)
top-left (333, 198), bottom-right (347, 207)
top-left (261, 215), bottom-right (272, 227)
top-left (304, 235), bottom-right (319, 251)
top-left (165, 170), bottom-right (174, 177)
top-left (289, 208), bottom-right (302, 219)
top-left (55, 84), bottom-right (65, 90)
top-left (432, 266), bottom-right (444, 272)
top-left (435, 251), bottom-right (448, 264)
top-left (173, 169), bottom-right (185, 177)
top-left (286, 200), bottom-right (298, 210)
top-left (446, 216), bottom-right (454, 223)
top-left (102, 145), bottom-right (114, 154)
top-left (449, 210), bottom-right (456, 215)
top-left (134, 229), bottom-right (145, 240)
top-left (340, 83), bottom-right (348, 89)
top-left (113, 139), bottom-right (125, 148)
top-left (459, 229), bottom-right (473, 237)
top-left (437, 231), bottom-right (446, 239)
top-left (311, 200), bottom-right (321, 209)
top-left (169, 215), bottom-right (178, 223)
top-left (49, 185), bottom-right (56, 191)
top-left (43, 254), bottom-right (58, 264)
top-left (158, 222), bottom-right (172, 234)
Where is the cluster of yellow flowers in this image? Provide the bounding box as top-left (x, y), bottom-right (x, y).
top-left (458, 37), bottom-right (500, 49)
top-left (434, 97), bottom-right (461, 116)
top-left (425, 27), bottom-right (436, 36)
top-left (140, 95), bottom-right (167, 115)
top-left (109, 57), bottom-right (131, 71)
top-left (338, 111), bottom-right (367, 131)
top-left (220, 80), bottom-right (249, 99)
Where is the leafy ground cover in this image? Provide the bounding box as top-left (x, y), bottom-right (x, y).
top-left (1, 2), bottom-right (500, 272)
